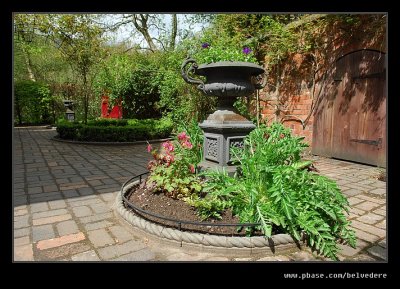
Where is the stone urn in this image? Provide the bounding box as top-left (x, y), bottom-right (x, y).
top-left (181, 59), bottom-right (265, 174)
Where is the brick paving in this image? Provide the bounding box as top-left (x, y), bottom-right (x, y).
top-left (13, 126), bottom-right (387, 262)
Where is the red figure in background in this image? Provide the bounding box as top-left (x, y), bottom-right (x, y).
top-left (101, 95), bottom-right (122, 119)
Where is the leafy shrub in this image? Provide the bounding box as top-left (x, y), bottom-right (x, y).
top-left (188, 123), bottom-right (356, 260)
top-left (146, 132), bottom-right (202, 199)
top-left (231, 122), bottom-right (309, 167)
top-left (155, 50), bottom-right (214, 124)
top-left (56, 118), bottom-right (172, 142)
top-left (56, 122), bottom-right (83, 139)
top-left (93, 52), bottom-right (162, 119)
top-left (194, 43), bottom-right (258, 64)
top-left (87, 119), bottom-right (128, 127)
top-left (14, 80), bottom-right (53, 125)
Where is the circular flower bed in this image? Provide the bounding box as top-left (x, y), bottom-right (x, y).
top-left (117, 120), bottom-right (356, 260)
top-left (116, 176), bottom-right (299, 254)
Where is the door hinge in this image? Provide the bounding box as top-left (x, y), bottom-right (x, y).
top-left (352, 70), bottom-right (385, 80)
top-left (350, 138), bottom-right (382, 146)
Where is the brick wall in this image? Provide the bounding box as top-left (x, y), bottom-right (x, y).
top-left (260, 91), bottom-right (314, 146)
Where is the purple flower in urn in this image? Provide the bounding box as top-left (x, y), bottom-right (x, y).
top-left (242, 47), bottom-right (252, 55)
top-left (201, 42), bottom-right (210, 48)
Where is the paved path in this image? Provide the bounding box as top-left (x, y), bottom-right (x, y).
top-left (13, 127), bottom-right (387, 262)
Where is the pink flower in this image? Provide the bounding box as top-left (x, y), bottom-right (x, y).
top-left (147, 144), bottom-right (153, 153)
top-left (189, 164), bottom-right (195, 174)
top-left (182, 140), bottom-right (193, 149)
top-left (178, 132), bottom-right (188, 141)
top-left (162, 141), bottom-right (174, 152)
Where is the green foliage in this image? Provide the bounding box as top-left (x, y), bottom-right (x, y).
top-left (186, 193), bottom-right (229, 220)
top-left (93, 52), bottom-right (162, 119)
top-left (194, 44), bottom-right (258, 64)
top-left (190, 123), bottom-right (356, 260)
top-left (14, 80), bottom-right (53, 125)
top-left (93, 49), bottom-right (206, 121)
top-left (187, 14), bottom-right (299, 67)
top-left (154, 49), bottom-right (215, 124)
top-left (87, 119), bottom-right (128, 127)
top-left (94, 47), bottom-right (213, 124)
top-left (232, 122), bottom-right (309, 166)
top-left (93, 53), bottom-right (135, 100)
top-left (180, 22), bottom-right (259, 65)
top-left (201, 14), bottom-right (324, 68)
top-left (56, 118), bottom-right (172, 142)
top-left (146, 132), bottom-right (202, 199)
top-left (254, 16), bottom-right (299, 64)
top-left (185, 169), bottom-right (234, 220)
top-left (39, 15), bottom-right (106, 75)
top-left (147, 164), bottom-right (202, 200)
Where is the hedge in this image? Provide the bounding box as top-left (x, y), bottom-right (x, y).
top-left (56, 118), bottom-right (173, 142)
top-left (86, 119), bottom-right (128, 127)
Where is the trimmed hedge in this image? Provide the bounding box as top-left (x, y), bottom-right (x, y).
top-left (56, 118), bottom-right (173, 142)
top-left (86, 119), bottom-right (128, 127)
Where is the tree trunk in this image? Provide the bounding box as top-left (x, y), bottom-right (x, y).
top-left (133, 14), bottom-right (158, 52)
top-left (21, 45), bottom-right (36, 82)
top-left (15, 95), bottom-right (22, 125)
top-left (52, 98), bottom-right (56, 124)
top-left (169, 14), bottom-right (177, 50)
top-left (83, 72), bottom-right (88, 124)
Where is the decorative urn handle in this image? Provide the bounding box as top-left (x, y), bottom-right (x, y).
top-left (252, 73), bottom-right (267, 89)
top-left (181, 58), bottom-right (205, 92)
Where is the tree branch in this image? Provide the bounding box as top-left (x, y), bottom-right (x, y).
top-left (151, 37), bottom-right (167, 51)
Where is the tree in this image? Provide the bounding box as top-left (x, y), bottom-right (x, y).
top-left (14, 14), bottom-right (40, 82)
top-left (35, 14), bottom-right (107, 123)
top-left (113, 14), bottom-right (177, 52)
top-left (105, 14), bottom-right (210, 52)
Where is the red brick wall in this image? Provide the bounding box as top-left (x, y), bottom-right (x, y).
top-left (260, 93), bottom-right (314, 145)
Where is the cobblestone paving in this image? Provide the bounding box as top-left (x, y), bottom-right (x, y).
top-left (13, 127), bottom-right (387, 262)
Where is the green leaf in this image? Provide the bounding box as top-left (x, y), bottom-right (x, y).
top-left (291, 229), bottom-right (301, 241)
top-left (291, 160), bottom-right (312, 170)
top-left (256, 205), bottom-right (272, 237)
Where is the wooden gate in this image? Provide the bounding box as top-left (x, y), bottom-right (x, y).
top-left (312, 49), bottom-right (386, 167)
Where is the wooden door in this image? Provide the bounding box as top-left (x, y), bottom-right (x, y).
top-left (312, 50), bottom-right (386, 167)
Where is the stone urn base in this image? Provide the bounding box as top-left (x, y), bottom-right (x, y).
top-left (199, 108), bottom-right (255, 175)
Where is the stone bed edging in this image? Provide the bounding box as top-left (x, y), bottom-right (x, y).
top-left (51, 136), bottom-right (172, 146)
top-left (115, 180), bottom-right (301, 253)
